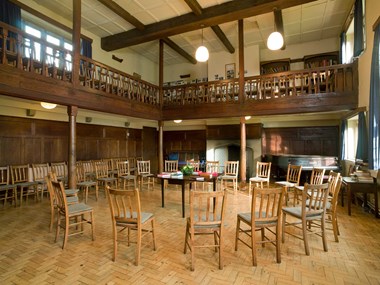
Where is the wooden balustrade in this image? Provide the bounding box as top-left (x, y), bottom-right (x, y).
top-left (163, 63), bottom-right (356, 106)
top-left (1, 20), bottom-right (356, 111)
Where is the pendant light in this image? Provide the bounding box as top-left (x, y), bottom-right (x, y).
top-left (173, 119), bottom-right (182, 123)
top-left (40, 102), bottom-right (57, 109)
top-left (267, 8), bottom-right (284, 51)
top-left (195, 27), bottom-right (209, 62)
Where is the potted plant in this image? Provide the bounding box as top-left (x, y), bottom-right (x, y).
top-left (181, 165), bottom-right (194, 176)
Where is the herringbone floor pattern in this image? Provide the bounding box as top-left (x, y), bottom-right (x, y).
top-left (0, 183), bottom-right (379, 284)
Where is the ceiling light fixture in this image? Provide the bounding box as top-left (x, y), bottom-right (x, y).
top-left (174, 120), bottom-right (182, 123)
top-left (195, 27), bottom-right (209, 62)
top-left (40, 102), bottom-right (57, 109)
top-left (245, 116), bottom-right (251, 120)
top-left (267, 8), bottom-right (284, 51)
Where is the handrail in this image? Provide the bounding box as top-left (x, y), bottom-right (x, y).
top-left (1, 21), bottom-right (356, 109)
top-left (162, 63), bottom-right (356, 106)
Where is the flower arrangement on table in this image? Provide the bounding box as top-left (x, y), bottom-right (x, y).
top-left (181, 165), bottom-right (194, 176)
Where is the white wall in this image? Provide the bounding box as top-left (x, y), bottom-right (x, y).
top-left (163, 61), bottom-right (208, 84)
top-left (357, 0), bottom-right (380, 108)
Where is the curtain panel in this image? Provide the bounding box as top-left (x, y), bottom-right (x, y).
top-left (368, 24), bottom-right (380, 170)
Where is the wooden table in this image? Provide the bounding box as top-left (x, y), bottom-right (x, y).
top-left (158, 175), bottom-right (218, 218)
top-left (342, 177), bottom-right (379, 218)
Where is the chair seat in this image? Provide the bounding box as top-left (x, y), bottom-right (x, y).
top-left (16, 181), bottom-right (38, 188)
top-left (0, 185), bottom-right (15, 190)
top-left (276, 181), bottom-right (296, 187)
top-left (120, 174), bottom-right (136, 180)
top-left (116, 211), bottom-right (154, 224)
top-left (68, 202), bottom-right (93, 214)
top-left (283, 206), bottom-right (324, 218)
top-left (238, 212), bottom-right (278, 225)
top-left (77, 181), bottom-right (97, 187)
top-left (249, 177), bottom-right (268, 182)
top-left (98, 177), bottom-right (117, 182)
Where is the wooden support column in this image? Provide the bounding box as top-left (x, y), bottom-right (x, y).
top-left (158, 121), bottom-right (164, 173)
top-left (240, 117), bottom-right (247, 189)
top-left (72, 0), bottom-right (81, 86)
top-left (238, 19), bottom-right (245, 102)
top-left (159, 39), bottom-right (164, 107)
top-left (68, 106), bottom-right (78, 189)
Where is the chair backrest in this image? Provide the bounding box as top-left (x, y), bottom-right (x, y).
top-left (251, 186), bottom-right (284, 224)
top-left (286, 164), bottom-right (302, 185)
top-left (117, 161), bottom-right (130, 177)
top-left (10, 164), bottom-right (30, 184)
top-left (137, 160), bottom-right (151, 175)
top-left (223, 161), bottom-right (239, 177)
top-left (327, 171), bottom-right (341, 196)
top-left (94, 160), bottom-right (109, 179)
top-left (164, 160), bottom-right (178, 172)
top-left (206, 161), bottom-right (219, 173)
top-left (128, 157), bottom-right (136, 170)
top-left (189, 190), bottom-right (227, 228)
top-left (32, 163), bottom-right (50, 182)
top-left (309, 167), bottom-right (325, 185)
top-left (51, 162), bottom-right (67, 180)
top-left (255, 161), bottom-right (271, 180)
top-left (329, 176), bottom-right (342, 212)
top-left (106, 186), bottom-right (141, 225)
top-left (0, 166), bottom-right (10, 186)
top-left (187, 160), bottom-right (200, 171)
top-left (302, 182), bottom-right (330, 217)
top-left (45, 172), bottom-right (56, 205)
top-left (76, 163), bottom-right (86, 183)
top-left (102, 158), bottom-right (114, 171)
top-left (51, 180), bottom-right (68, 216)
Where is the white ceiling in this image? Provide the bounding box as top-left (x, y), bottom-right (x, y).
top-left (31, 0), bottom-right (354, 65)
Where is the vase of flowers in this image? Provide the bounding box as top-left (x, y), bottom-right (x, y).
top-left (181, 165), bottom-right (194, 176)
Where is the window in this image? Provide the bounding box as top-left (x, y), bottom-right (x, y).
top-left (23, 23), bottom-right (72, 71)
top-left (344, 115), bottom-right (359, 161)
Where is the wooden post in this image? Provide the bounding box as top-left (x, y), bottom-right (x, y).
top-left (159, 39), bottom-right (164, 107)
top-left (72, 0), bottom-right (81, 86)
top-left (68, 106), bottom-right (78, 189)
top-left (238, 19), bottom-right (245, 103)
top-left (240, 117), bottom-right (247, 189)
top-left (158, 121), bottom-right (164, 174)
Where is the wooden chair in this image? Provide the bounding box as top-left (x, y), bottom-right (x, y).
top-left (106, 186), bottom-right (156, 265)
top-left (220, 160), bottom-right (239, 193)
top-left (51, 162), bottom-right (68, 186)
top-left (81, 160), bottom-right (96, 180)
top-left (76, 163), bottom-right (98, 203)
top-left (51, 180), bottom-right (95, 249)
top-left (184, 190), bottom-right (227, 271)
top-left (10, 164), bottom-right (39, 206)
top-left (45, 172), bottom-right (79, 232)
top-left (117, 160), bottom-right (137, 190)
top-left (0, 166), bottom-right (17, 207)
top-left (164, 160), bottom-right (178, 173)
top-left (294, 167), bottom-right (325, 204)
top-left (204, 161), bottom-right (220, 190)
top-left (275, 164), bottom-right (302, 205)
top-left (32, 163), bottom-right (50, 199)
top-left (282, 182), bottom-right (330, 255)
top-left (249, 161), bottom-right (271, 194)
top-left (93, 160), bottom-right (117, 196)
top-left (235, 186), bottom-right (284, 266)
top-left (128, 157), bottom-right (137, 174)
top-left (325, 171), bottom-right (342, 242)
top-left (187, 160), bottom-right (200, 189)
top-left (137, 160), bottom-right (154, 191)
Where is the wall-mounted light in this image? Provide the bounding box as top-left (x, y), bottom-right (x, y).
top-left (174, 120), bottom-right (182, 123)
top-left (195, 27), bottom-right (209, 62)
top-left (40, 102), bottom-right (57, 109)
top-left (267, 8), bottom-right (284, 51)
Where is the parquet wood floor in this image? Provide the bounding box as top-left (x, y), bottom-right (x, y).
top-left (0, 184), bottom-right (379, 285)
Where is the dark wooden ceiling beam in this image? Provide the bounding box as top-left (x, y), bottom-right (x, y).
top-left (185, 0), bottom-right (234, 53)
top-left (211, 26), bottom-right (235, 53)
top-left (97, 0), bottom-right (145, 31)
top-left (102, 0), bottom-right (317, 51)
top-left (162, 38), bottom-right (197, 64)
top-left (97, 0), bottom-right (195, 63)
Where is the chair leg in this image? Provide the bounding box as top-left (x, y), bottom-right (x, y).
top-left (136, 227), bottom-right (142, 266)
top-left (321, 216), bottom-right (328, 252)
top-left (49, 206), bottom-right (55, 232)
top-left (91, 211), bottom-right (95, 241)
top-left (184, 221), bottom-right (189, 253)
top-left (332, 213), bottom-right (339, 242)
top-left (251, 227), bottom-right (257, 266)
top-left (302, 218), bottom-right (309, 256)
top-left (235, 217), bottom-right (240, 251)
top-left (62, 215), bottom-right (69, 249)
top-left (276, 223), bottom-right (281, 264)
top-left (112, 224), bottom-right (117, 262)
top-left (151, 219), bottom-right (157, 250)
top-left (218, 231), bottom-right (223, 270)
top-left (55, 212), bottom-right (61, 243)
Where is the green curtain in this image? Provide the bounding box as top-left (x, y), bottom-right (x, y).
top-left (356, 111), bottom-right (368, 161)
